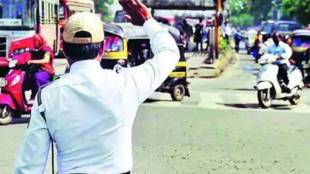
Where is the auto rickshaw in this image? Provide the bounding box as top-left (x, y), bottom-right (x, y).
top-left (291, 29), bottom-right (310, 85)
top-left (103, 22), bottom-right (190, 101)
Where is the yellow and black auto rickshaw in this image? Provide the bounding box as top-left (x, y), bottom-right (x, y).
top-left (102, 22), bottom-right (190, 101)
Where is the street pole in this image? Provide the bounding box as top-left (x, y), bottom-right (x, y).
top-left (215, 0), bottom-right (222, 59)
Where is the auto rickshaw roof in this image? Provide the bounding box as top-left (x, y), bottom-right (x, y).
top-left (109, 23), bottom-right (149, 39)
top-left (292, 29), bottom-right (310, 37)
top-left (104, 22), bottom-right (182, 43)
top-left (104, 23), bottom-right (127, 38)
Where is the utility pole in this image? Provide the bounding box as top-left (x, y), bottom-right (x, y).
top-left (215, 0), bottom-right (222, 59)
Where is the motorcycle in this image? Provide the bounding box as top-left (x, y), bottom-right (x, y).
top-left (0, 51), bottom-right (33, 125)
top-left (255, 54), bottom-right (304, 108)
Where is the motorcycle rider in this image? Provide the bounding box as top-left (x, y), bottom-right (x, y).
top-left (266, 32), bottom-right (292, 93)
top-left (27, 34), bottom-right (55, 101)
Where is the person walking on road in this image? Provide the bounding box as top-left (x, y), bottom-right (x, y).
top-left (194, 18), bottom-right (204, 51)
top-left (14, 0), bottom-right (180, 173)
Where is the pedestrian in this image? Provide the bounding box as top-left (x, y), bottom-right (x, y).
top-left (27, 34), bottom-right (55, 101)
top-left (182, 19), bottom-right (193, 50)
top-left (222, 21), bottom-right (232, 42)
top-left (194, 18), bottom-right (204, 51)
top-left (234, 29), bottom-right (242, 52)
top-left (14, 0), bottom-right (180, 173)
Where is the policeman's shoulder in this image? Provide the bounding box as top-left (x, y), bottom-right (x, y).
top-left (40, 74), bottom-right (66, 92)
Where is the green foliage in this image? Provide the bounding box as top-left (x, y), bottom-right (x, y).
top-left (249, 0), bottom-right (273, 24)
top-left (228, 0), bottom-right (249, 15)
top-left (95, 0), bottom-right (114, 22)
top-left (228, 0), bottom-right (273, 27)
top-left (230, 14), bottom-right (253, 27)
top-left (219, 35), bottom-right (229, 52)
top-left (281, 0), bottom-right (310, 25)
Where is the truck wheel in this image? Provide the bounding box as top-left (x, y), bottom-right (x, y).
top-left (258, 89), bottom-right (272, 108)
top-left (0, 105), bottom-right (13, 125)
top-left (171, 84), bottom-right (186, 101)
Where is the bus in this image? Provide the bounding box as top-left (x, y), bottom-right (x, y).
top-left (0, 0), bottom-right (94, 59)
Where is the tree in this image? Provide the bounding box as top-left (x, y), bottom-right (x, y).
top-left (228, 0), bottom-right (251, 27)
top-left (230, 14), bottom-right (253, 27)
top-left (249, 0), bottom-right (273, 25)
top-left (228, 0), bottom-right (273, 27)
top-left (281, 0), bottom-right (310, 25)
top-left (95, 0), bottom-right (114, 22)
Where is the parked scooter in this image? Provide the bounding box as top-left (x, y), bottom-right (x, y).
top-left (255, 54), bottom-right (304, 108)
top-left (0, 51), bottom-right (33, 125)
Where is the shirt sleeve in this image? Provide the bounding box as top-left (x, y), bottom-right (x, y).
top-left (14, 96), bottom-right (51, 174)
top-left (121, 18), bottom-right (180, 104)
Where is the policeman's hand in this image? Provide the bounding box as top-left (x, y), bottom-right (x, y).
top-left (119, 0), bottom-right (152, 26)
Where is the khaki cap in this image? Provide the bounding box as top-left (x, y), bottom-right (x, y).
top-left (63, 12), bottom-right (104, 44)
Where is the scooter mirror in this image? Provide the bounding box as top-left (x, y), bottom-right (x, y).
top-left (9, 60), bottom-right (17, 68)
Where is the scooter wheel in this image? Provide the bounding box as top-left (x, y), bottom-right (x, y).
top-left (0, 105), bottom-right (13, 125)
top-left (258, 89), bottom-right (272, 108)
top-left (289, 90), bottom-right (302, 105)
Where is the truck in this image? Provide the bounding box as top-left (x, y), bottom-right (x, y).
top-left (0, 0), bottom-right (95, 123)
top-left (0, 0), bottom-right (95, 60)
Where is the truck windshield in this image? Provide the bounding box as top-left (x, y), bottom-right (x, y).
top-left (0, 0), bottom-right (36, 30)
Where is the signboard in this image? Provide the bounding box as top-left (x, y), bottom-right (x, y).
top-left (142, 0), bottom-right (215, 8)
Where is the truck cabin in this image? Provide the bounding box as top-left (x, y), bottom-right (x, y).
top-left (8, 0), bottom-right (95, 59)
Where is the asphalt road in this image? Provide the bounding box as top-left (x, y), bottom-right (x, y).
top-left (1, 52), bottom-right (310, 174)
top-left (133, 52), bottom-right (310, 174)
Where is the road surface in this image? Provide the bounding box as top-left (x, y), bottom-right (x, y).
top-left (0, 52), bottom-right (310, 174)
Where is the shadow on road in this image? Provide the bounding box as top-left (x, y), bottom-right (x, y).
top-left (219, 88), bottom-right (255, 92)
top-left (271, 104), bottom-right (292, 110)
top-left (218, 103), bottom-right (259, 109)
top-left (11, 117), bottom-right (30, 125)
top-left (218, 103), bottom-right (292, 111)
top-left (145, 98), bottom-right (172, 103)
top-left (0, 117), bottom-right (29, 126)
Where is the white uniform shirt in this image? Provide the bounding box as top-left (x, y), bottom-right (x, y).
top-left (14, 18), bottom-right (180, 174)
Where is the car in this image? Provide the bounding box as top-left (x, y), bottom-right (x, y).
top-left (261, 20), bottom-right (302, 41)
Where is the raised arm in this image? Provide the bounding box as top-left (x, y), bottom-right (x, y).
top-left (119, 0), bottom-right (180, 103)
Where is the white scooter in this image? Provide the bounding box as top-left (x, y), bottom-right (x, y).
top-left (255, 54), bottom-right (304, 108)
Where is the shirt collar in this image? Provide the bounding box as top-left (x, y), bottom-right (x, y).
top-left (70, 59), bottom-right (102, 73)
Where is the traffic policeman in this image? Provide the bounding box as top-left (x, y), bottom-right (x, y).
top-left (14, 0), bottom-right (180, 173)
